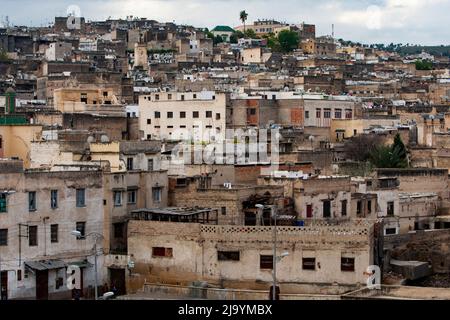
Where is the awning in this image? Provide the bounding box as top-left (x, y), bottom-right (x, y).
top-left (25, 259), bottom-right (67, 271)
top-left (68, 260), bottom-right (93, 268)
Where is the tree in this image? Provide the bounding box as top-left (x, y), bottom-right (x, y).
top-left (277, 30), bottom-right (299, 53)
top-left (393, 133), bottom-right (408, 166)
top-left (244, 28), bottom-right (257, 39)
top-left (415, 59), bottom-right (433, 70)
top-left (369, 143), bottom-right (408, 169)
top-left (235, 30), bottom-right (245, 39)
top-left (213, 35), bottom-right (224, 45)
top-left (344, 134), bottom-right (385, 162)
top-left (230, 34), bottom-right (238, 44)
top-left (240, 10), bottom-right (248, 33)
top-left (0, 48), bottom-right (9, 62)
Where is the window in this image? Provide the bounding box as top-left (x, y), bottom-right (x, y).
top-left (29, 191), bottom-right (37, 212)
top-left (181, 95), bottom-right (185, 101)
top-left (218, 251), bottom-right (240, 261)
top-left (302, 258), bottom-right (316, 270)
top-left (367, 200), bottom-right (372, 214)
top-left (249, 108), bottom-right (256, 115)
top-left (180, 111), bottom-right (186, 118)
top-left (385, 228), bottom-right (397, 235)
top-left (147, 119), bottom-right (151, 125)
top-left (114, 223), bottom-right (124, 239)
top-left (167, 112), bottom-right (173, 118)
top-left (341, 200), bottom-right (347, 216)
top-left (76, 222), bottom-right (86, 239)
top-left (305, 111), bottom-right (309, 119)
top-left (128, 189), bottom-right (137, 204)
top-left (51, 190), bottom-right (58, 209)
top-left (335, 109), bottom-right (342, 119)
top-left (29, 226), bottom-right (38, 246)
top-left (17, 270), bottom-right (22, 281)
top-left (147, 134), bottom-right (152, 140)
top-left (152, 247), bottom-right (173, 258)
top-left (193, 111), bottom-right (199, 118)
top-left (50, 224), bottom-right (58, 243)
top-left (206, 111), bottom-right (212, 118)
top-left (155, 94), bottom-right (159, 101)
top-left (168, 94), bottom-right (172, 100)
top-left (127, 158), bottom-right (134, 171)
top-left (221, 207), bottom-right (227, 215)
top-left (76, 189), bottom-right (86, 207)
top-left (323, 200), bottom-right (331, 218)
top-left (341, 257), bottom-right (355, 272)
top-left (216, 113), bottom-right (221, 120)
top-left (387, 202), bottom-right (394, 216)
top-left (154, 111), bottom-right (161, 119)
top-left (260, 255), bottom-right (273, 269)
top-left (152, 187), bottom-right (162, 203)
top-left (193, 94), bottom-right (197, 99)
top-left (324, 109), bottom-right (331, 119)
top-left (0, 229), bottom-right (7, 246)
top-left (345, 109), bottom-right (353, 119)
top-left (0, 193), bottom-right (7, 213)
top-left (147, 158), bottom-right (155, 171)
top-left (114, 191), bottom-right (122, 207)
top-left (316, 109), bottom-right (321, 118)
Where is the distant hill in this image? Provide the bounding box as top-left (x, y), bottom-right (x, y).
top-left (396, 45), bottom-right (450, 57)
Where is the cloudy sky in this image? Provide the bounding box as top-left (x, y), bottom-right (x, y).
top-left (1, 0), bottom-right (449, 45)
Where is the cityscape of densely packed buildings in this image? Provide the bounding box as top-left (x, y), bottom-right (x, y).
top-left (1, 13), bottom-right (450, 300)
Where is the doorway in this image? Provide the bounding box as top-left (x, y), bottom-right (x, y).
top-left (1, 271), bottom-right (7, 300)
top-left (36, 270), bottom-right (49, 300)
top-left (109, 268), bottom-right (126, 296)
top-left (306, 205), bottom-right (313, 218)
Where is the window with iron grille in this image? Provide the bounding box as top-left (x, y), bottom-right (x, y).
top-left (0, 229), bottom-right (7, 246)
top-left (302, 258), bottom-right (316, 270)
top-left (127, 158), bottom-right (134, 171)
top-left (316, 109), bottom-right (321, 118)
top-left (218, 251), bottom-right (240, 261)
top-left (0, 193), bottom-right (7, 213)
top-left (341, 257), bottom-right (355, 272)
top-left (51, 190), bottom-right (58, 209)
top-left (128, 190), bottom-right (137, 204)
top-left (260, 255), bottom-right (273, 269)
top-left (152, 247), bottom-right (173, 258)
top-left (29, 191), bottom-right (37, 212)
top-left (152, 187), bottom-right (162, 203)
top-left (76, 189), bottom-right (86, 207)
top-left (28, 226), bottom-right (38, 246)
top-left (50, 224), bottom-right (58, 243)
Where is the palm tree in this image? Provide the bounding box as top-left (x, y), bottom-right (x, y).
top-left (240, 10), bottom-right (248, 33)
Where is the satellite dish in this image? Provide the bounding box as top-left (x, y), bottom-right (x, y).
top-left (87, 136), bottom-right (94, 143)
top-left (100, 135), bottom-right (110, 143)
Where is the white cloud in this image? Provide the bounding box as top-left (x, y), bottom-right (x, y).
top-left (2, 0), bottom-right (449, 45)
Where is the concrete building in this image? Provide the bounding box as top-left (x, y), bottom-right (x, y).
top-left (211, 26), bottom-right (235, 42)
top-left (44, 42), bottom-right (73, 61)
top-left (138, 91), bottom-right (226, 141)
top-left (0, 160), bottom-right (106, 300)
top-left (126, 219), bottom-right (376, 293)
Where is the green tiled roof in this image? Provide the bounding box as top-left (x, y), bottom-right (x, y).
top-left (211, 26), bottom-right (235, 33)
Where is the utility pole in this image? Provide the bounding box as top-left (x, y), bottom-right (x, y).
top-left (272, 206), bottom-right (277, 301)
